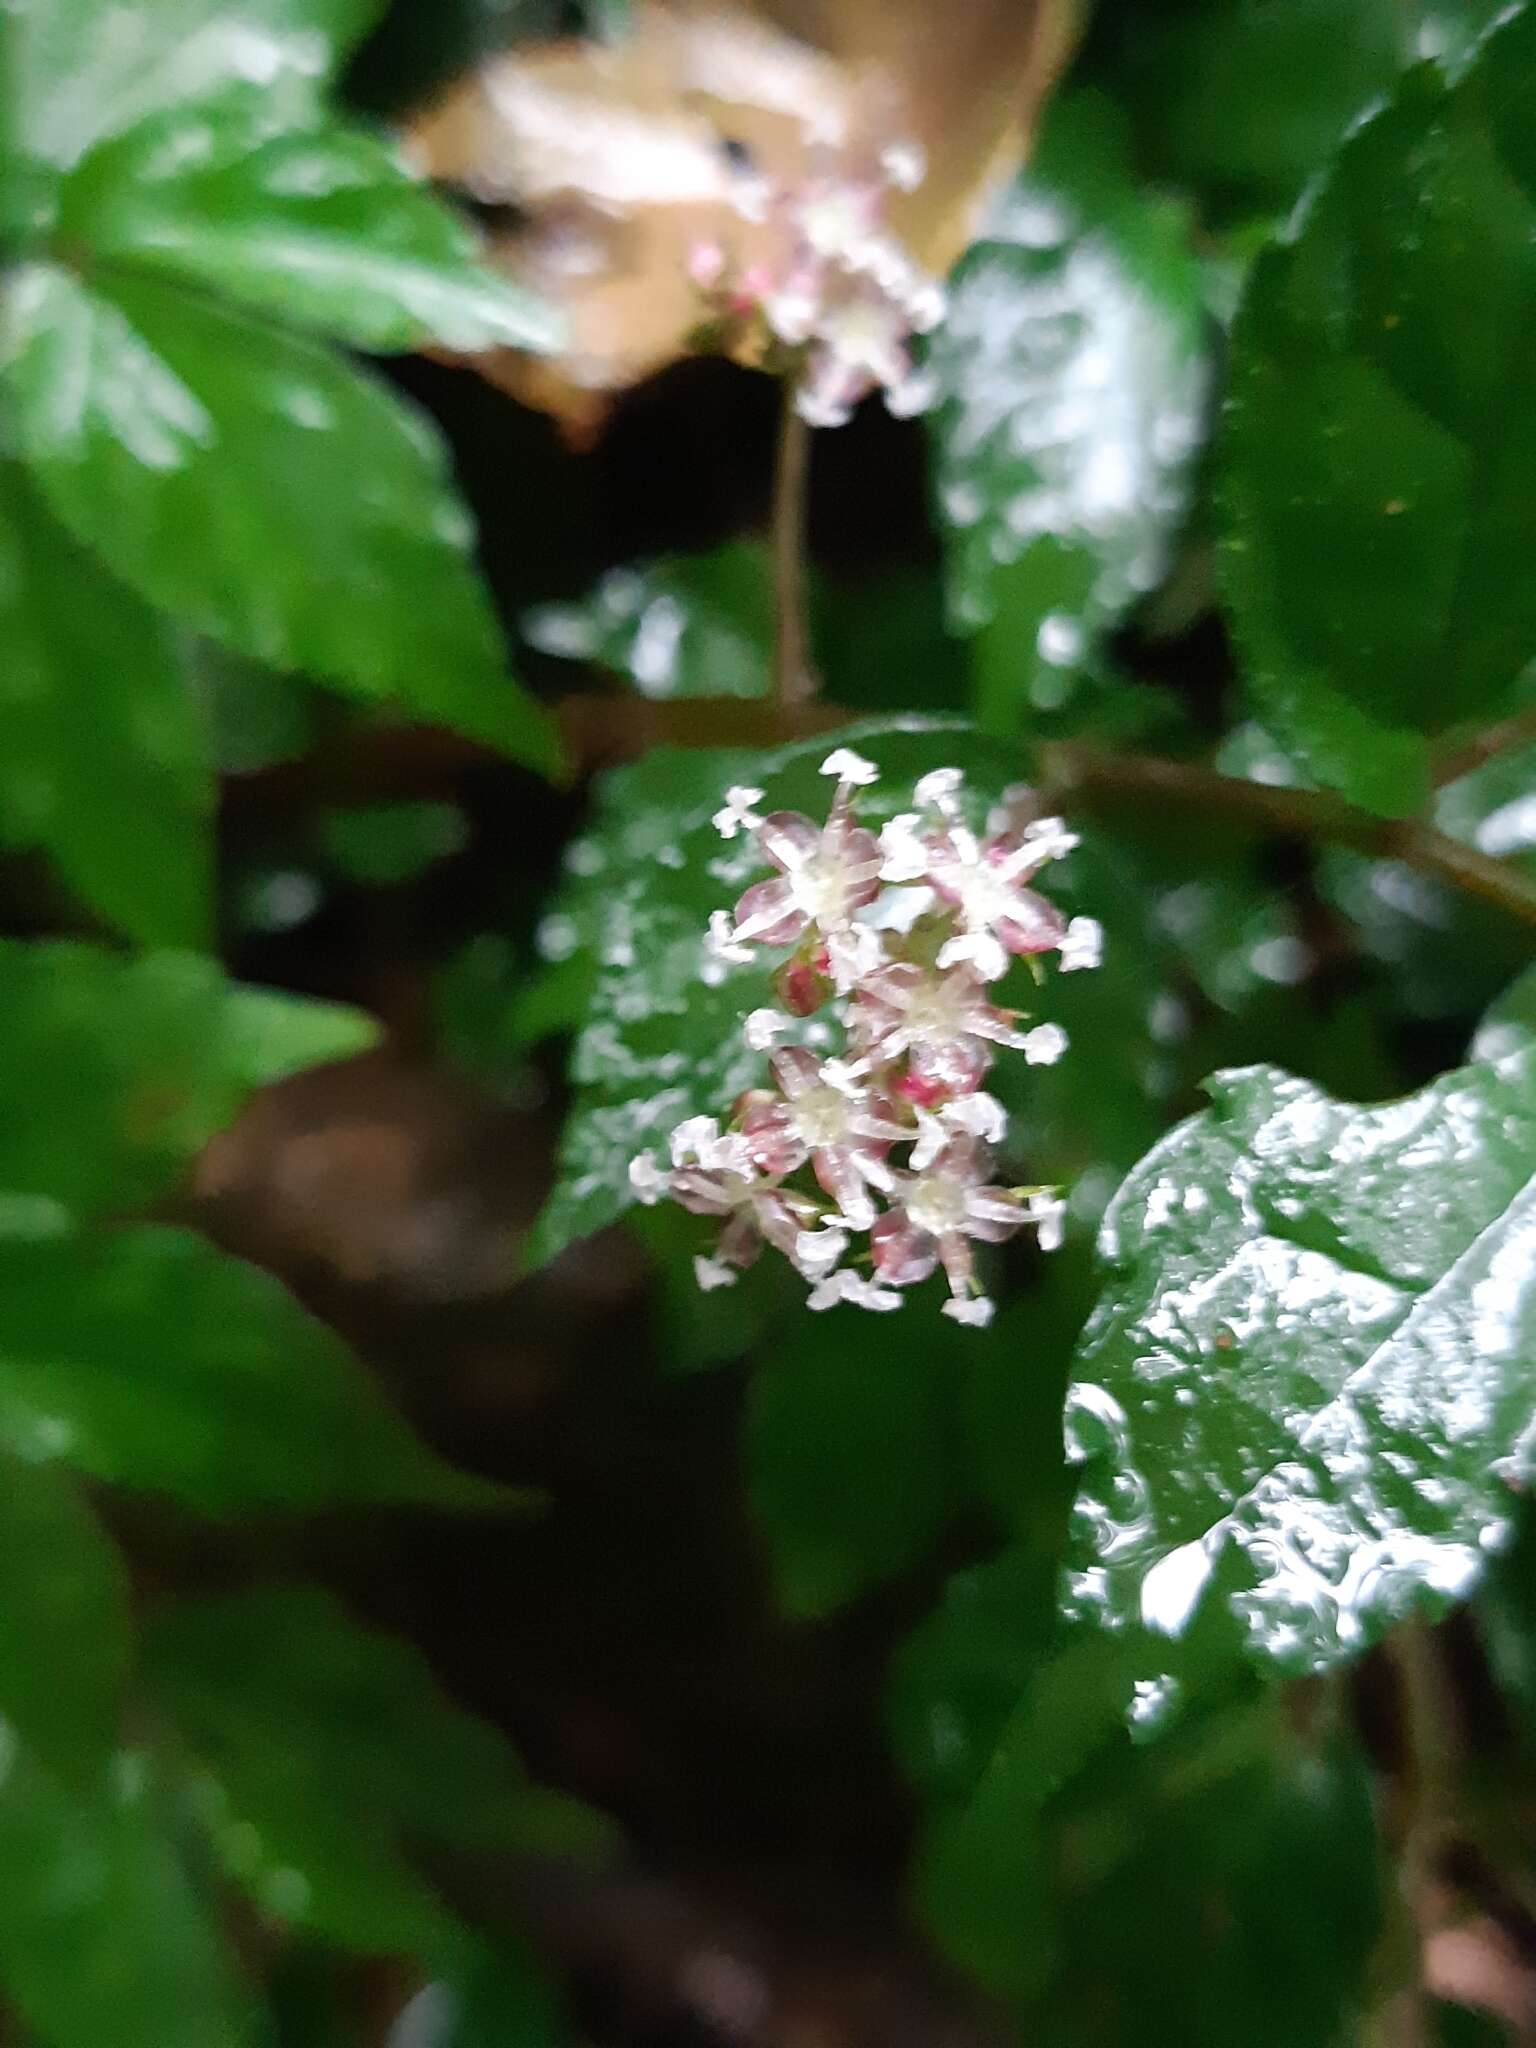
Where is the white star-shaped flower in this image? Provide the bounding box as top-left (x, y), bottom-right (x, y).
top-left (712, 785), bottom-right (765, 840)
top-left (694, 1255), bottom-right (738, 1292)
top-left (1022, 1023), bottom-right (1069, 1066)
top-left (1059, 916), bottom-right (1103, 972)
top-left (942, 1294), bottom-right (994, 1328)
top-left (820, 747), bottom-right (879, 786)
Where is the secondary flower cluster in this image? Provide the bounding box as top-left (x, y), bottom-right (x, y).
top-left (628, 750), bottom-right (1102, 1327)
top-left (688, 136), bottom-right (945, 427)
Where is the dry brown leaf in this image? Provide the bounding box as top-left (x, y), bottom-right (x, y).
top-left (404, 0), bottom-right (1079, 435)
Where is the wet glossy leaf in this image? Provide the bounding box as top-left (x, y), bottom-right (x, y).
top-left (525, 718), bottom-right (1018, 1267)
top-left (59, 113), bottom-right (561, 355)
top-left (0, 1745), bottom-right (255, 2048)
top-left (1065, 1049), bottom-right (1536, 1676)
top-left (1223, 11), bottom-right (1536, 813)
top-left (524, 546), bottom-right (772, 702)
top-left (928, 92), bottom-right (1207, 735)
top-left (525, 546), bottom-right (964, 716)
top-left (0, 942), bottom-right (376, 1223)
top-left (0, 1452), bottom-right (130, 1786)
top-left (4, 264), bottom-right (560, 774)
top-left (0, 1226), bottom-right (518, 1512)
top-left (0, 463), bottom-right (211, 948)
top-left (5, 0), bottom-right (380, 173)
top-left (145, 1585), bottom-right (615, 1953)
top-left (747, 1309), bottom-right (968, 1618)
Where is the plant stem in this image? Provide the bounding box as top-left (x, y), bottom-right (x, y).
top-left (223, 710), bottom-right (1536, 934)
top-left (770, 384), bottom-right (815, 709)
top-left (1037, 740), bottom-right (1536, 932)
top-left (1432, 704), bottom-right (1536, 786)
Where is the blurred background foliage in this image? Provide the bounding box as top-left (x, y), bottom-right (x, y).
top-left (5, 0), bottom-right (1536, 2044)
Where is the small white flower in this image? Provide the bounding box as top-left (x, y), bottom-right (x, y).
top-left (792, 1226), bottom-right (848, 1279)
top-left (914, 767), bottom-right (964, 813)
top-left (694, 1254), bottom-right (738, 1292)
top-left (628, 1154), bottom-right (668, 1206)
top-left (942, 1294), bottom-right (995, 1328)
top-left (670, 1115), bottom-right (723, 1168)
top-left (705, 909), bottom-right (754, 967)
top-left (885, 366), bottom-right (939, 419)
top-left (744, 1008), bottom-right (788, 1051)
top-left (880, 139), bottom-right (926, 192)
top-left (909, 1107), bottom-right (946, 1173)
top-left (825, 923), bottom-right (882, 991)
top-left (910, 1089), bottom-right (1008, 1172)
top-left (669, 1117), bottom-right (752, 1174)
top-left (819, 1055), bottom-right (866, 1096)
top-left (943, 1092), bottom-right (1007, 1143)
top-left (808, 1268), bottom-right (902, 1312)
top-left (904, 280), bottom-right (947, 333)
top-left (1022, 1023), bottom-right (1069, 1066)
top-left (1021, 816), bottom-right (1081, 863)
top-left (1059, 916), bottom-right (1103, 972)
top-left (796, 382), bottom-right (854, 429)
top-left (938, 929), bottom-right (1010, 983)
top-left (820, 747), bottom-right (879, 786)
top-left (1027, 1192), bottom-right (1066, 1252)
top-left (712, 785), bottom-right (765, 840)
top-left (878, 813), bottom-right (930, 883)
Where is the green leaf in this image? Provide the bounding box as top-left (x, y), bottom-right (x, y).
top-left (1065, 1049), bottom-right (1536, 1676)
top-left (5, 0), bottom-right (381, 173)
top-left (747, 1308), bottom-right (969, 1619)
top-left (145, 1584), bottom-right (614, 1953)
top-left (927, 93), bottom-right (1207, 736)
top-left (0, 1745), bottom-right (255, 2048)
top-left (383, 1939), bottom-right (565, 2048)
top-left (0, 942), bottom-right (376, 1222)
top-left (0, 1451), bottom-right (130, 1785)
top-left (525, 718), bottom-right (1018, 1267)
top-left (58, 112), bottom-right (561, 354)
top-left (1431, 2003), bottom-right (1511, 2048)
top-left (1078, 0), bottom-right (1416, 220)
top-left (524, 546), bottom-right (772, 702)
top-left (1222, 12), bottom-right (1536, 813)
top-left (1475, 964), bottom-right (1536, 1062)
top-left (0, 462), bottom-right (211, 947)
top-left (4, 264), bottom-right (560, 775)
top-left (436, 1940), bottom-right (565, 2048)
top-left (0, 1225), bottom-right (518, 1512)
top-left (319, 801), bottom-right (465, 887)
top-left (1317, 738), bottom-right (1536, 1021)
top-left (192, 640), bottom-right (318, 774)
top-left (917, 1669), bottom-right (1380, 2030)
top-left (524, 545), bottom-right (965, 718)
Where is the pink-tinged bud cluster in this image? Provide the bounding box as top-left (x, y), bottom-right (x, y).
top-left (629, 752), bottom-right (1103, 1326)
top-left (687, 138), bottom-right (945, 429)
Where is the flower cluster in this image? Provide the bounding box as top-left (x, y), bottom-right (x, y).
top-left (629, 751), bottom-right (1102, 1327)
top-left (688, 137), bottom-right (945, 427)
